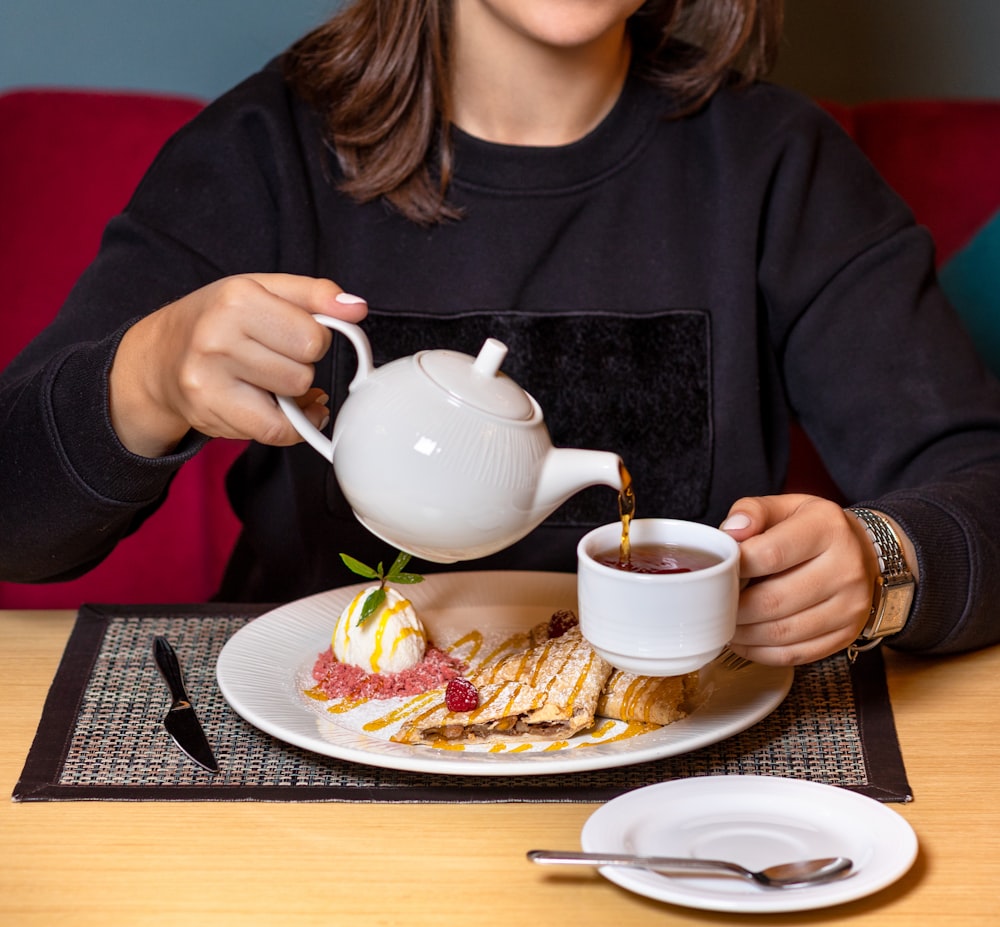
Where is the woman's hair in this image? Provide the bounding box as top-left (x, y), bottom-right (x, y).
top-left (284, 0), bottom-right (784, 225)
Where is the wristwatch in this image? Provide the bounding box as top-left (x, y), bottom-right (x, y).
top-left (845, 507), bottom-right (915, 660)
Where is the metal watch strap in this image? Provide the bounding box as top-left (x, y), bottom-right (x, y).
top-left (846, 506), bottom-right (915, 661)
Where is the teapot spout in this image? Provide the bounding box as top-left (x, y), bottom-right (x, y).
top-left (535, 448), bottom-right (624, 514)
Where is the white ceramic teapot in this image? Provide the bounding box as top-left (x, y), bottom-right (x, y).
top-left (276, 315), bottom-right (624, 563)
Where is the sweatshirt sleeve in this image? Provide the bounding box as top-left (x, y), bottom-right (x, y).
top-left (0, 63), bottom-right (315, 583)
top-left (754, 91), bottom-right (1000, 655)
top-left (0, 325), bottom-right (206, 582)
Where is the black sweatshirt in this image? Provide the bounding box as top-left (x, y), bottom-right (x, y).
top-left (3, 62), bottom-right (1000, 654)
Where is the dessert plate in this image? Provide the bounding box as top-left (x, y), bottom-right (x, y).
top-left (217, 571), bottom-right (792, 776)
top-left (580, 776), bottom-right (918, 912)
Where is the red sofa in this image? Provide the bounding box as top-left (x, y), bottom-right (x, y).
top-left (0, 89), bottom-right (244, 607)
top-left (2, 88), bottom-right (1000, 608)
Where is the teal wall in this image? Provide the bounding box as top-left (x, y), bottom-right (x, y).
top-left (2, 0), bottom-right (999, 103)
top-left (0, 0), bottom-right (339, 100)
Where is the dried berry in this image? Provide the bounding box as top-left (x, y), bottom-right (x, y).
top-left (547, 609), bottom-right (579, 639)
top-left (444, 677), bottom-right (480, 712)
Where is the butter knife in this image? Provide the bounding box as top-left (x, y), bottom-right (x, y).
top-left (152, 635), bottom-right (219, 773)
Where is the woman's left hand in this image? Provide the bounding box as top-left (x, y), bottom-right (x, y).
top-left (719, 494), bottom-right (877, 665)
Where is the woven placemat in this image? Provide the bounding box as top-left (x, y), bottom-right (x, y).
top-left (12, 603), bottom-right (911, 803)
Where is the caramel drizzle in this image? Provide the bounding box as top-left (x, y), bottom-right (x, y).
top-left (336, 591), bottom-right (367, 650)
top-left (595, 720), bottom-right (660, 743)
top-left (619, 675), bottom-right (649, 719)
top-left (327, 697), bottom-right (365, 715)
top-left (478, 631), bottom-right (534, 669)
top-left (362, 690), bottom-right (440, 732)
top-left (478, 682), bottom-right (548, 722)
top-left (589, 719), bottom-right (617, 739)
top-left (369, 597), bottom-right (423, 673)
top-left (447, 630), bottom-right (484, 662)
top-left (564, 650), bottom-right (597, 711)
top-left (446, 629), bottom-right (533, 669)
top-left (475, 636), bottom-right (598, 715)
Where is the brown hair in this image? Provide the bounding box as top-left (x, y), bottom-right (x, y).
top-left (284, 0), bottom-right (784, 225)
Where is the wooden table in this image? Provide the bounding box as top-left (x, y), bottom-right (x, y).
top-left (1, 609), bottom-right (997, 926)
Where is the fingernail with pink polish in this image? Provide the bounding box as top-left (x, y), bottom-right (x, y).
top-left (335, 292), bottom-right (367, 305)
top-left (721, 513), bottom-right (751, 531)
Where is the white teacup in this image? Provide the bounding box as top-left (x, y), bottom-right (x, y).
top-left (576, 518), bottom-right (740, 676)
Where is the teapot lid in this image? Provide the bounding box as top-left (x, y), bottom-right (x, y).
top-left (418, 338), bottom-right (536, 421)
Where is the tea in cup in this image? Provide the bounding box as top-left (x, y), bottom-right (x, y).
top-left (576, 518), bottom-right (740, 676)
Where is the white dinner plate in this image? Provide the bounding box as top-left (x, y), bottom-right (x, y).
top-left (216, 571), bottom-right (792, 776)
top-left (580, 776), bottom-right (918, 912)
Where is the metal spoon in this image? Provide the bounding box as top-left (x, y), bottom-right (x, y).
top-left (527, 850), bottom-right (853, 888)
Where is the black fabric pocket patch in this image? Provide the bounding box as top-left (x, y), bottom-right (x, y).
top-left (327, 309), bottom-right (712, 526)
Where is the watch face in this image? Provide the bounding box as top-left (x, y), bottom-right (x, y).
top-left (872, 582), bottom-right (915, 637)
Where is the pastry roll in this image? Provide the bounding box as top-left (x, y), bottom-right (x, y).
top-left (532, 611), bottom-right (698, 726)
top-left (393, 627), bottom-right (612, 744)
top-left (392, 678), bottom-right (594, 744)
top-left (597, 669), bottom-right (699, 725)
top-left (473, 626), bottom-right (612, 708)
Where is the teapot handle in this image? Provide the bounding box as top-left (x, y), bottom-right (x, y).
top-left (274, 314), bottom-right (375, 463)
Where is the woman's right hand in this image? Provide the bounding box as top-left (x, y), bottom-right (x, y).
top-left (108, 273), bottom-right (368, 458)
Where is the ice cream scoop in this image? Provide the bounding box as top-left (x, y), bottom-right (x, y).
top-left (332, 586), bottom-right (427, 673)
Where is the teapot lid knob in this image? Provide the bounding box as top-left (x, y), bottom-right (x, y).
top-left (418, 338), bottom-right (537, 421)
top-left (472, 338), bottom-right (509, 377)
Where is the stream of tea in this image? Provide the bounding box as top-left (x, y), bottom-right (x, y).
top-left (617, 462), bottom-right (635, 564)
top-left (609, 463), bottom-right (719, 574)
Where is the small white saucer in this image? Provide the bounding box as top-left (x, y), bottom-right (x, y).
top-left (580, 776), bottom-right (917, 913)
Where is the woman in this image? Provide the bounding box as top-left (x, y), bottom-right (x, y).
top-left (3, 0), bottom-right (1000, 665)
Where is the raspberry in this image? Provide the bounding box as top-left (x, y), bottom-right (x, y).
top-left (444, 677), bottom-right (479, 712)
top-left (547, 609), bottom-right (579, 639)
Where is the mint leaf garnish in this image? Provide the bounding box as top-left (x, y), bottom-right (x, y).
top-left (358, 587), bottom-right (387, 623)
top-left (339, 553), bottom-right (378, 579)
top-left (339, 550), bottom-right (424, 625)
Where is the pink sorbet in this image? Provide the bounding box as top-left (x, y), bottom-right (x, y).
top-left (311, 646), bottom-right (467, 700)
